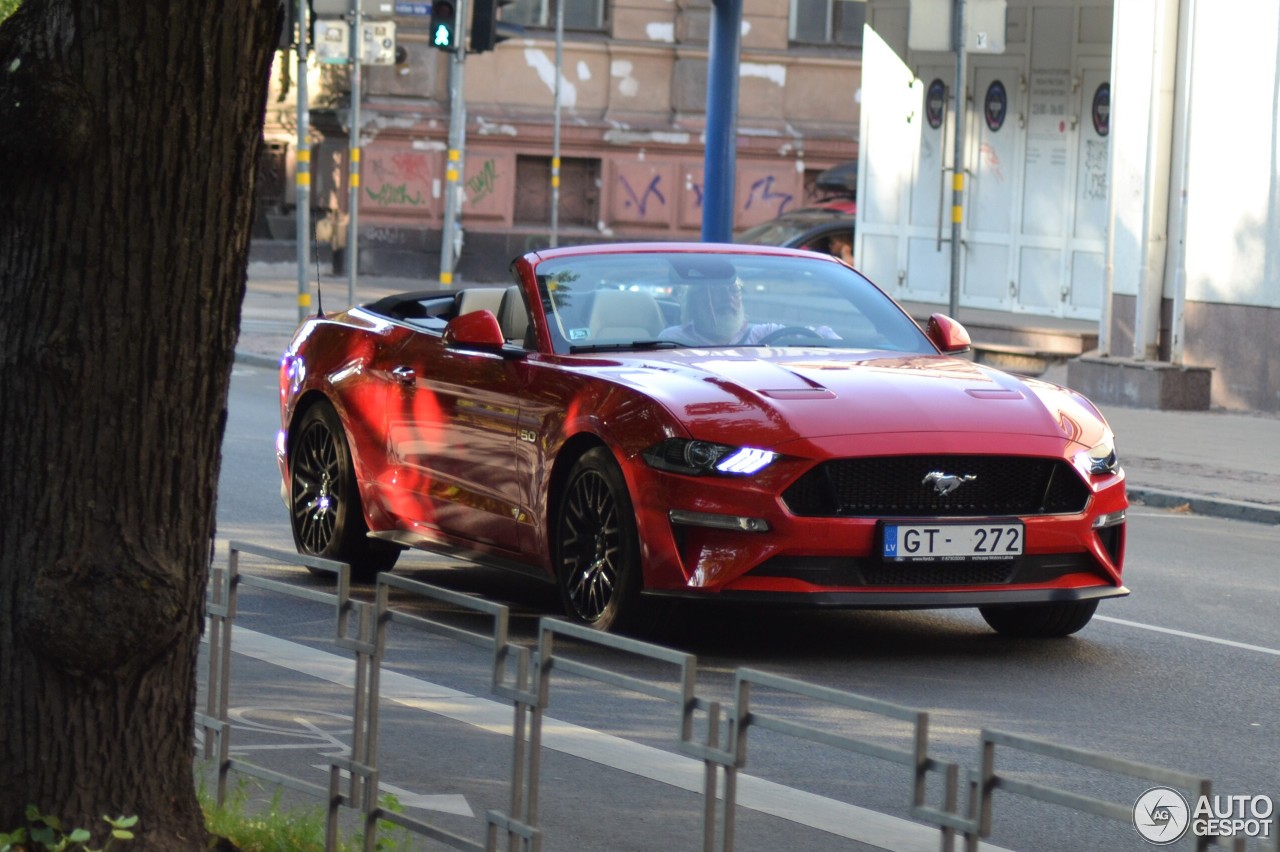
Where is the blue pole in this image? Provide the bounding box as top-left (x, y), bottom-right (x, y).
top-left (701, 0), bottom-right (742, 243)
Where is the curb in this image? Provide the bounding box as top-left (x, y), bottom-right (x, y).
top-left (1127, 487), bottom-right (1280, 526)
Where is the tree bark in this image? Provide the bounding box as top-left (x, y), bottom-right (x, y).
top-left (0, 1), bottom-right (279, 847)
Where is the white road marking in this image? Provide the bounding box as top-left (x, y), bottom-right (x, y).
top-left (226, 626), bottom-right (1012, 852)
top-left (312, 766), bottom-right (474, 816)
top-left (1097, 615), bottom-right (1280, 657)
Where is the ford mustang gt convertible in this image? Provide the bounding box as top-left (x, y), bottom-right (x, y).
top-left (277, 243), bottom-right (1127, 637)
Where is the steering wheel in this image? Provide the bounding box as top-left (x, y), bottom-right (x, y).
top-left (758, 325), bottom-right (825, 345)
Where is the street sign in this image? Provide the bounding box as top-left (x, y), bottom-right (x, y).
top-left (395, 1), bottom-right (431, 13)
top-left (362, 21), bottom-right (397, 65)
top-left (314, 20), bottom-right (350, 64)
top-left (908, 0), bottom-right (1007, 54)
top-left (313, 0), bottom-right (396, 17)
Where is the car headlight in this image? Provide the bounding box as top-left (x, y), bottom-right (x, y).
top-left (643, 438), bottom-right (777, 476)
top-left (1076, 436), bottom-right (1119, 475)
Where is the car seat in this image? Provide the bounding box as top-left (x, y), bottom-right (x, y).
top-left (586, 290), bottom-right (666, 341)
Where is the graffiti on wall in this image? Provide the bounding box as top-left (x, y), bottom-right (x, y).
top-left (1082, 139), bottom-right (1108, 201)
top-left (366, 183), bottom-right (424, 205)
top-left (609, 162), bottom-right (806, 230)
top-left (619, 174), bottom-right (668, 217)
top-left (688, 181), bottom-right (703, 206)
top-left (390, 152), bottom-right (432, 186)
top-left (466, 159), bottom-right (500, 205)
top-left (742, 175), bottom-right (794, 217)
top-left (684, 173), bottom-right (796, 219)
top-left (979, 142), bottom-right (1005, 183)
top-left (364, 151), bottom-right (433, 209)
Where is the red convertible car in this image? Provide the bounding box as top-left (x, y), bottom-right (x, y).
top-left (277, 244), bottom-right (1127, 636)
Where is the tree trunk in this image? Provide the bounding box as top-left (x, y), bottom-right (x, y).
top-left (0, 1), bottom-right (279, 847)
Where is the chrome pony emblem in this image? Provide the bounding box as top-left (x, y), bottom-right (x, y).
top-left (922, 471), bottom-right (976, 496)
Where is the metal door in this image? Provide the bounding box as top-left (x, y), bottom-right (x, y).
top-left (1015, 5), bottom-right (1076, 315)
top-left (901, 65), bottom-right (953, 304)
top-left (514, 156), bottom-right (599, 226)
top-left (963, 59), bottom-right (1025, 311)
top-left (853, 30), bottom-right (931, 299)
top-left (1066, 59), bottom-right (1111, 317)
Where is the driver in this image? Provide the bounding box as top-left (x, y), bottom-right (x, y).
top-left (658, 277), bottom-right (838, 346)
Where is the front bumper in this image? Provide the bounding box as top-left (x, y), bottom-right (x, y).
top-left (624, 449), bottom-right (1128, 603)
top-left (641, 583), bottom-right (1131, 608)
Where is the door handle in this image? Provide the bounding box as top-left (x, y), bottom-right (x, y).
top-left (391, 366), bottom-right (415, 385)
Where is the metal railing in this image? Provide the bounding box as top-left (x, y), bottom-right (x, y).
top-left (719, 667), bottom-right (966, 851)
top-left (198, 542), bottom-right (1277, 852)
top-left (199, 541), bottom-right (380, 843)
top-left (969, 729), bottom-right (1227, 852)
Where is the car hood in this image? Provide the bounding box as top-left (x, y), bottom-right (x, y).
top-left (583, 348), bottom-right (1109, 450)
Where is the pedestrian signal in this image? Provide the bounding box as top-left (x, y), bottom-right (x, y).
top-left (431, 0), bottom-right (457, 51)
top-left (470, 0), bottom-right (523, 54)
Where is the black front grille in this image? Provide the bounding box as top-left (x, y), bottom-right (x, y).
top-left (751, 553), bottom-right (1097, 587)
top-left (860, 560), bottom-right (1015, 586)
top-left (781, 455), bottom-right (1089, 517)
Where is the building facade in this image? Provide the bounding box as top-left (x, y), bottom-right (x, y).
top-left (858, 0), bottom-right (1114, 320)
top-left (858, 0), bottom-right (1280, 412)
top-left (261, 0), bottom-right (1280, 412)
top-left (260, 0), bottom-right (863, 279)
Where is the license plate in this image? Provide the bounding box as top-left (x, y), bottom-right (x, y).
top-left (881, 522), bottom-right (1023, 562)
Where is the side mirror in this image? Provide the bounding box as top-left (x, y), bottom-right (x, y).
top-left (443, 310), bottom-right (505, 351)
top-left (925, 313), bottom-right (971, 353)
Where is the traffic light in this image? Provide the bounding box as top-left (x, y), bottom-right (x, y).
top-left (430, 0), bottom-right (457, 51)
top-left (470, 0), bottom-right (523, 54)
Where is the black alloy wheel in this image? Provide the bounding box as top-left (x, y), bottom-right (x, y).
top-left (555, 447), bottom-right (642, 631)
top-left (289, 402), bottom-right (399, 583)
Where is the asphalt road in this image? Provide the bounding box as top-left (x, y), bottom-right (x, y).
top-left (211, 362), bottom-right (1280, 852)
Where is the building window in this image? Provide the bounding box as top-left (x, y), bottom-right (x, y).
top-left (506, 0), bottom-right (606, 31)
top-left (514, 156), bottom-right (600, 226)
top-left (791, 0), bottom-right (865, 47)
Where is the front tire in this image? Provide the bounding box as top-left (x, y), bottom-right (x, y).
top-left (554, 447), bottom-right (642, 632)
top-left (979, 600), bottom-right (1098, 638)
top-left (289, 401), bottom-right (400, 583)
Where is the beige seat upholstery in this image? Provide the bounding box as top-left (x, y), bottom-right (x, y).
top-left (497, 286), bottom-right (530, 345)
top-left (587, 290), bottom-right (665, 340)
top-left (454, 287), bottom-right (506, 318)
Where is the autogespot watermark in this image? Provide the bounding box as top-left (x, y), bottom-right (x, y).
top-left (1133, 786), bottom-right (1274, 845)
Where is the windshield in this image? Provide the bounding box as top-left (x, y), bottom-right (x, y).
top-left (533, 250), bottom-right (932, 355)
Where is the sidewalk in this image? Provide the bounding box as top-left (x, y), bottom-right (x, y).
top-left (239, 262), bottom-right (1280, 525)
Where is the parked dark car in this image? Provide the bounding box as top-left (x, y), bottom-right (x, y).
top-left (737, 200), bottom-right (857, 262)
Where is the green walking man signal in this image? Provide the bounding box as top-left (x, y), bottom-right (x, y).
top-left (431, 0), bottom-right (456, 51)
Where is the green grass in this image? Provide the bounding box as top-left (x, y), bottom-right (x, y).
top-left (201, 784), bottom-right (329, 852)
top-left (198, 774), bottom-right (418, 852)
